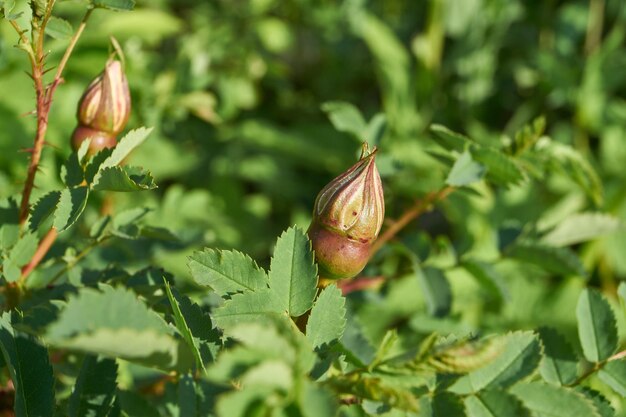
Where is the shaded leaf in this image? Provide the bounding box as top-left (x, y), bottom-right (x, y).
top-left (3, 233), bottom-right (38, 282)
top-left (464, 390), bottom-right (530, 417)
top-left (29, 191), bottom-right (61, 232)
top-left (538, 327), bottom-right (578, 386)
top-left (470, 146), bottom-right (524, 186)
top-left (68, 355), bottom-right (118, 417)
top-left (430, 124), bottom-right (472, 152)
top-left (461, 260), bottom-right (508, 304)
top-left (415, 265), bottom-right (451, 317)
top-left (0, 312), bottom-right (55, 417)
top-left (268, 227), bottom-right (318, 317)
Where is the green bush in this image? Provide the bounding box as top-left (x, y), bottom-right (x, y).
top-left (0, 0), bottom-right (625, 415)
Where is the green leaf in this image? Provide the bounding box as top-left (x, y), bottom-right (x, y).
top-left (464, 390), bottom-right (530, 417)
top-left (68, 355), bottom-right (118, 417)
top-left (415, 265), bottom-right (451, 317)
top-left (45, 16), bottom-right (73, 39)
top-left (54, 186), bottom-right (89, 232)
top-left (538, 327), bottom-right (578, 386)
top-left (470, 146), bottom-right (525, 186)
top-left (46, 285), bottom-right (178, 368)
top-left (446, 150), bottom-right (485, 187)
top-left (598, 360), bottom-right (626, 397)
top-left (29, 191), bottom-right (61, 232)
top-left (542, 213), bottom-right (621, 247)
top-left (0, 312), bottom-right (55, 417)
top-left (321, 101), bottom-right (368, 140)
top-left (510, 382), bottom-right (601, 417)
top-left (268, 227), bottom-right (318, 317)
top-left (507, 242), bottom-right (586, 277)
top-left (421, 392), bottom-right (465, 416)
top-left (212, 290), bottom-right (284, 329)
top-left (91, 0), bottom-right (135, 11)
top-left (541, 141), bottom-right (604, 206)
top-left (178, 373), bottom-right (198, 417)
top-left (188, 249), bottom-right (268, 296)
top-left (306, 284), bottom-right (346, 350)
top-left (61, 145), bottom-right (87, 188)
top-left (461, 260), bottom-right (508, 304)
top-left (164, 281), bottom-right (206, 372)
top-left (298, 381), bottom-right (337, 417)
top-left (451, 331), bottom-right (541, 393)
top-left (576, 289), bottom-right (617, 362)
top-left (91, 166), bottom-right (157, 192)
top-left (578, 388), bottom-right (615, 417)
top-left (3, 233), bottom-right (38, 282)
top-left (99, 127), bottom-right (152, 169)
top-left (1, 0), bottom-right (16, 17)
top-left (430, 124), bottom-right (472, 152)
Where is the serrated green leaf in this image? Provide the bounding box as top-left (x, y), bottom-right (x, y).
top-left (54, 186), bottom-right (89, 232)
top-left (538, 327), bottom-right (578, 386)
top-left (212, 290), bottom-right (284, 329)
top-left (511, 382), bottom-right (601, 417)
top-left (306, 284), bottom-right (346, 350)
top-left (188, 248), bottom-right (268, 296)
top-left (46, 285), bottom-right (178, 368)
top-left (91, 0), bottom-right (135, 11)
top-left (542, 213), bottom-right (621, 246)
top-left (91, 166), bottom-right (157, 192)
top-left (3, 232), bottom-right (38, 282)
top-left (321, 101), bottom-right (368, 140)
top-left (470, 145), bottom-right (525, 186)
top-left (165, 281), bottom-right (206, 372)
top-left (0, 312), bottom-right (55, 417)
top-left (268, 227), bottom-right (318, 317)
top-left (99, 127), bottom-right (152, 169)
top-left (576, 289), bottom-right (617, 362)
top-left (446, 150), bottom-right (485, 187)
top-left (178, 373), bottom-right (198, 417)
top-left (578, 387), bottom-right (616, 417)
top-left (428, 336), bottom-right (506, 374)
top-left (451, 331), bottom-right (541, 393)
top-left (598, 360), bottom-right (626, 397)
top-left (464, 390), bottom-right (530, 417)
top-left (507, 242), bottom-right (586, 277)
top-left (430, 124), bottom-right (472, 152)
top-left (415, 265), bottom-right (451, 317)
top-left (61, 141), bottom-right (90, 187)
top-left (29, 191), bottom-right (61, 232)
top-left (68, 355), bottom-right (118, 417)
top-left (45, 16), bottom-right (73, 39)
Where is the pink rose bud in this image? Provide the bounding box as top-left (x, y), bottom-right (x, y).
top-left (308, 146), bottom-right (385, 279)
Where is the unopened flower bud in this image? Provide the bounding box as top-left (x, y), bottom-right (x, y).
top-left (308, 146), bottom-right (385, 279)
top-left (72, 59), bottom-right (131, 154)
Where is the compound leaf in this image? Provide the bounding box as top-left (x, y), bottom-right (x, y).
top-left (576, 289), bottom-right (617, 362)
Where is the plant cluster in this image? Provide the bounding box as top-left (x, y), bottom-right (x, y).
top-left (0, 0), bottom-right (625, 416)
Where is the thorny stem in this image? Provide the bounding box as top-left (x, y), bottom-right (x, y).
top-left (18, 7), bottom-right (94, 227)
top-left (369, 186), bottom-right (454, 256)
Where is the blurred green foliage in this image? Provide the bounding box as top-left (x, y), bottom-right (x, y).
top-left (1, 0), bottom-right (626, 415)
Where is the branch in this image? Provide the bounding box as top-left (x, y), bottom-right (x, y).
top-left (20, 227), bottom-right (58, 282)
top-left (369, 186), bottom-right (454, 256)
top-left (17, 7), bottom-right (94, 226)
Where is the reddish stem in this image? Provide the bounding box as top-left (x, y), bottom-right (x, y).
top-left (20, 228), bottom-right (58, 282)
top-left (369, 186), bottom-right (453, 256)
